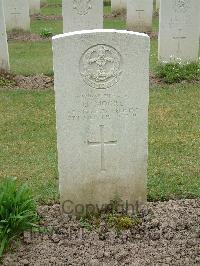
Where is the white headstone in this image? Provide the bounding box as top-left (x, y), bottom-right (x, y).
top-left (29, 0), bottom-right (40, 15)
top-left (111, 0), bottom-right (127, 13)
top-left (0, 0), bottom-right (9, 71)
top-left (3, 0), bottom-right (30, 31)
top-left (158, 0), bottom-right (200, 63)
top-left (126, 0), bottom-right (153, 32)
top-left (53, 29), bottom-right (150, 214)
top-left (62, 0), bottom-right (103, 33)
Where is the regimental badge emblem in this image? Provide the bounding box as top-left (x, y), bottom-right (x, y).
top-left (73, 0), bottom-right (92, 15)
top-left (175, 0), bottom-right (189, 12)
top-left (80, 45), bottom-right (122, 89)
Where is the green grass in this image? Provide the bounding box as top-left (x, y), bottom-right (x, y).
top-left (104, 19), bottom-right (126, 30)
top-left (31, 19), bottom-right (62, 35)
top-left (104, 6), bottom-right (111, 15)
top-left (0, 177), bottom-right (38, 257)
top-left (156, 61), bottom-right (200, 83)
top-left (41, 1), bottom-right (62, 16)
top-left (148, 84), bottom-right (200, 200)
top-left (152, 13), bottom-right (159, 32)
top-left (9, 41), bottom-right (53, 76)
top-left (150, 38), bottom-right (158, 71)
top-left (0, 90), bottom-right (58, 203)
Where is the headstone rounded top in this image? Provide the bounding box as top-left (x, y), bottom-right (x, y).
top-left (53, 29), bottom-right (149, 40)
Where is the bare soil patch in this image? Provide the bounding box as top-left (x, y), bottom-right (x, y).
top-left (14, 74), bottom-right (53, 90)
top-left (1, 71), bottom-right (200, 91)
top-left (3, 199), bottom-right (200, 266)
top-left (104, 11), bottom-right (126, 20)
top-left (8, 31), bottom-right (157, 42)
top-left (31, 14), bottom-right (62, 21)
top-left (0, 72), bottom-right (53, 90)
top-left (8, 32), bottom-right (46, 42)
top-left (1, 72), bottom-right (199, 91)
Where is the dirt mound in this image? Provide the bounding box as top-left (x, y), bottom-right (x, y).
top-left (8, 32), bottom-right (46, 42)
top-left (31, 14), bottom-right (62, 21)
top-left (3, 199), bottom-right (200, 265)
top-left (0, 72), bottom-right (53, 90)
top-left (8, 31), bottom-right (52, 42)
top-left (13, 74), bottom-right (53, 90)
top-left (104, 11), bottom-right (126, 20)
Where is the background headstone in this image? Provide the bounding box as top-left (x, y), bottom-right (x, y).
top-left (126, 0), bottom-right (153, 32)
top-left (0, 0), bottom-right (9, 71)
top-left (62, 0), bottom-right (103, 33)
top-left (111, 0), bottom-right (127, 13)
top-left (158, 0), bottom-right (200, 63)
top-left (3, 0), bottom-right (30, 31)
top-left (29, 0), bottom-right (40, 15)
top-left (53, 29), bottom-right (150, 213)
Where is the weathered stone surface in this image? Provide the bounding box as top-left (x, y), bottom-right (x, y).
top-left (29, 0), bottom-right (40, 15)
top-left (126, 0), bottom-right (153, 32)
top-left (111, 0), bottom-right (126, 13)
top-left (62, 0), bottom-right (103, 33)
top-left (53, 29), bottom-right (149, 214)
top-left (3, 0), bottom-right (30, 31)
top-left (0, 0), bottom-right (9, 71)
top-left (158, 0), bottom-right (200, 63)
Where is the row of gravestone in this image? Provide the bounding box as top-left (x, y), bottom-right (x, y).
top-left (2, 0), bottom-right (47, 32)
top-left (111, 0), bottom-right (153, 33)
top-left (64, 0), bottom-right (153, 33)
top-left (0, 0), bottom-right (46, 71)
top-left (0, 1), bottom-right (199, 214)
top-left (109, 0), bottom-right (200, 63)
top-left (1, 0), bottom-right (199, 73)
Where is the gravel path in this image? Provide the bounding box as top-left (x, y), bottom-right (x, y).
top-left (3, 199), bottom-right (200, 266)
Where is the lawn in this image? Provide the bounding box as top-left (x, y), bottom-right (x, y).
top-left (0, 0), bottom-right (199, 203)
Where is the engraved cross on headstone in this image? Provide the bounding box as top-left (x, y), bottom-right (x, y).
top-left (87, 125), bottom-right (117, 171)
top-left (11, 7), bottom-right (20, 15)
top-left (136, 10), bottom-right (145, 30)
top-left (173, 29), bottom-right (186, 57)
top-left (136, 9), bottom-right (145, 15)
top-left (11, 7), bottom-right (21, 19)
